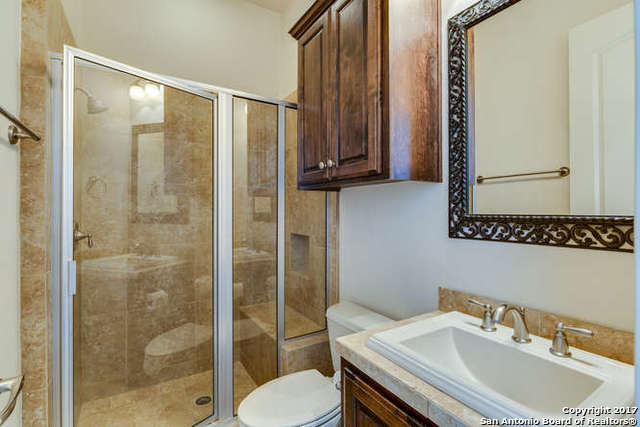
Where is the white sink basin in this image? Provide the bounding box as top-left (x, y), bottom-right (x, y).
top-left (366, 311), bottom-right (633, 420)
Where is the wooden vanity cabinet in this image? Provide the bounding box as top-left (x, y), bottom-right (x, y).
top-left (342, 360), bottom-right (438, 427)
top-left (290, 0), bottom-right (441, 190)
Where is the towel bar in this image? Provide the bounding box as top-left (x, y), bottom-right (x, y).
top-left (0, 104), bottom-right (41, 145)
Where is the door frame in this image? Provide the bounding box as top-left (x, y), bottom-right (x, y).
top-left (634, 0), bottom-right (640, 412)
top-left (60, 46), bottom-right (220, 427)
top-left (569, 2), bottom-right (634, 215)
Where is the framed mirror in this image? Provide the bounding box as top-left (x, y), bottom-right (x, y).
top-left (448, 0), bottom-right (634, 252)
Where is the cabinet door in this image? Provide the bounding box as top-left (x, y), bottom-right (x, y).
top-left (298, 12), bottom-right (331, 186)
top-left (329, 0), bottom-right (384, 180)
top-left (343, 364), bottom-right (437, 427)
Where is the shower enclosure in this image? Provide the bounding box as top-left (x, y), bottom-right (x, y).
top-left (53, 47), bottom-right (331, 426)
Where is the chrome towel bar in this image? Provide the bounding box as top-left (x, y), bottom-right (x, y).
top-left (476, 166), bottom-right (570, 184)
top-left (0, 104), bottom-right (41, 145)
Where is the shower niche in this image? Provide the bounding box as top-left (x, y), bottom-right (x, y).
top-left (290, 233), bottom-right (310, 272)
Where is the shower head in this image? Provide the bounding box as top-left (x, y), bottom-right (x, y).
top-left (75, 87), bottom-right (109, 114)
top-left (86, 95), bottom-right (109, 114)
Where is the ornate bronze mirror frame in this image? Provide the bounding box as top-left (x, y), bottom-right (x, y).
top-left (448, 0), bottom-right (633, 252)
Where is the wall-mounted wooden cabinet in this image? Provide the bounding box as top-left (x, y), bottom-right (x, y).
top-left (342, 360), bottom-right (438, 426)
top-left (290, 0), bottom-right (441, 190)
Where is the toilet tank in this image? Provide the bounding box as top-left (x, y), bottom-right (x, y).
top-left (326, 301), bottom-right (393, 372)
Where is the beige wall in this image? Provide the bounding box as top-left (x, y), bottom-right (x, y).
top-left (61, 0), bottom-right (283, 98)
top-left (0, 0), bottom-right (21, 425)
top-left (338, 0), bottom-right (634, 332)
top-left (473, 0), bottom-right (631, 215)
top-left (278, 0), bottom-right (315, 98)
top-left (62, 0), bottom-right (311, 99)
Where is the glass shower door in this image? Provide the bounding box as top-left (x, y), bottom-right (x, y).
top-left (232, 98), bottom-right (279, 411)
top-left (66, 54), bottom-right (216, 426)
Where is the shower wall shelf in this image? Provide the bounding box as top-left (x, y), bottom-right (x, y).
top-left (0, 104), bottom-right (42, 145)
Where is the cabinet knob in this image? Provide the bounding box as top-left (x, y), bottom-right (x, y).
top-left (327, 159), bottom-right (335, 168)
top-left (318, 161), bottom-right (326, 170)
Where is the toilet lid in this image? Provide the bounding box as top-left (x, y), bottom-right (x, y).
top-left (238, 369), bottom-right (340, 427)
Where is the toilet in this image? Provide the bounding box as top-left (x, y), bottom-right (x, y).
top-left (237, 301), bottom-right (393, 427)
top-left (143, 322), bottom-right (212, 375)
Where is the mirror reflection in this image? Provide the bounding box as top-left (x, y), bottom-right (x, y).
top-left (470, 0), bottom-right (634, 216)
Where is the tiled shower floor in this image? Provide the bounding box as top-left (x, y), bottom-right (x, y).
top-left (77, 362), bottom-right (258, 426)
top-left (77, 370), bottom-right (214, 427)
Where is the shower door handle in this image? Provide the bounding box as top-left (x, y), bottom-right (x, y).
top-left (0, 375), bottom-right (24, 425)
top-left (74, 223), bottom-right (94, 248)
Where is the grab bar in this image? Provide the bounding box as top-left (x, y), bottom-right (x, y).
top-left (0, 375), bottom-right (24, 425)
top-left (476, 166), bottom-right (570, 184)
top-left (0, 104), bottom-right (41, 145)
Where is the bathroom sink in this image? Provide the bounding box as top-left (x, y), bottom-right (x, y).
top-left (366, 311), bottom-right (633, 420)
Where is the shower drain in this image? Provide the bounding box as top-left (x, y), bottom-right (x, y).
top-left (195, 396), bottom-right (212, 406)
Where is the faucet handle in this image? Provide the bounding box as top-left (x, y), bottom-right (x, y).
top-left (467, 299), bottom-right (496, 332)
top-left (555, 322), bottom-right (594, 337)
top-left (467, 298), bottom-right (492, 311)
top-left (549, 322), bottom-right (594, 358)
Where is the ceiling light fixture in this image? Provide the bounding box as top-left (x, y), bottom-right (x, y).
top-left (129, 84), bottom-right (145, 101)
top-left (144, 83), bottom-right (161, 98)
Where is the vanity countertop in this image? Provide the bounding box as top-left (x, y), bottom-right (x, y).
top-left (336, 310), bottom-right (484, 426)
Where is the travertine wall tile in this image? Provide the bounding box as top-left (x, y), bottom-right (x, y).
top-left (283, 101), bottom-right (335, 337)
top-left (20, 274), bottom-right (48, 394)
top-left (22, 387), bottom-right (47, 427)
top-left (281, 333), bottom-right (334, 377)
top-left (328, 192), bottom-right (339, 306)
top-left (20, 0), bottom-right (58, 423)
top-left (438, 286), bottom-right (633, 364)
top-left (539, 312), bottom-right (633, 365)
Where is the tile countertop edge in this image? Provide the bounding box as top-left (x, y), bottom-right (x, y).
top-left (335, 310), bottom-right (484, 427)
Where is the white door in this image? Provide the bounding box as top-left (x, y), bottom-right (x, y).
top-left (569, 3), bottom-right (635, 215)
top-left (0, 0), bottom-right (22, 425)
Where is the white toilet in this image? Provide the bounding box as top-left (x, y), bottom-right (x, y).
top-left (237, 301), bottom-right (393, 427)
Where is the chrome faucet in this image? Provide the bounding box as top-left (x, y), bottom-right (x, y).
top-left (467, 299), bottom-right (531, 343)
top-left (549, 322), bottom-right (594, 358)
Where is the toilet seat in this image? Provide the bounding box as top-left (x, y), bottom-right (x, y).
top-left (145, 322), bottom-right (211, 357)
top-left (237, 369), bottom-right (340, 427)
top-left (143, 323), bottom-right (212, 375)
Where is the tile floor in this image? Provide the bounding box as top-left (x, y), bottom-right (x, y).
top-left (76, 362), bottom-right (259, 426)
top-left (77, 370), bottom-right (214, 427)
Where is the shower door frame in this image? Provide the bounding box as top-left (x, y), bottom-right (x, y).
top-left (59, 46), bottom-right (220, 427)
top-left (55, 45), bottom-right (317, 427)
top-left (168, 78), bottom-right (315, 409)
